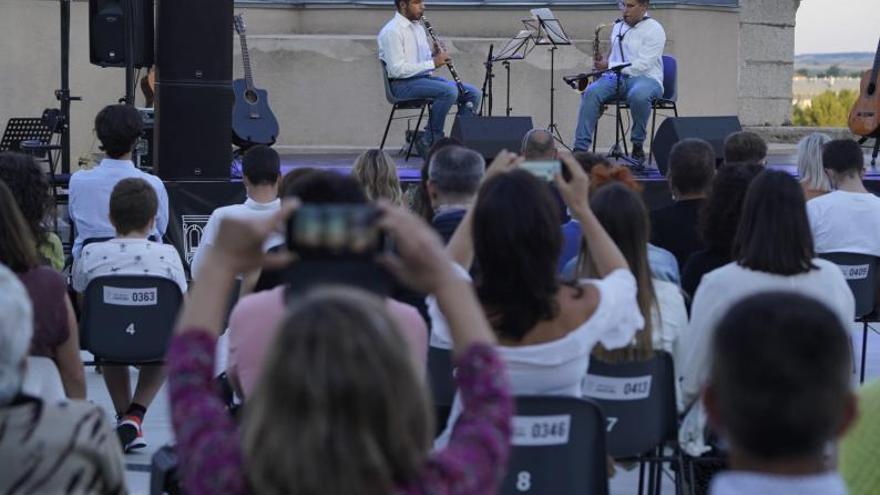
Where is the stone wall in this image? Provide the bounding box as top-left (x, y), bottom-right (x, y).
top-left (737, 0), bottom-right (800, 126)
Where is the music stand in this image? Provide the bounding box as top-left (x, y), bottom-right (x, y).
top-left (491, 30), bottom-right (534, 117)
top-left (524, 8), bottom-right (572, 148)
top-left (0, 118), bottom-right (54, 154)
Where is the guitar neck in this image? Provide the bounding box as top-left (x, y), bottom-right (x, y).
top-left (239, 33), bottom-right (255, 89)
top-left (871, 38), bottom-right (880, 88)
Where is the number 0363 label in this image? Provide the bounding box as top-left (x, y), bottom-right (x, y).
top-left (103, 286), bottom-right (158, 306)
top-left (511, 415), bottom-right (571, 446)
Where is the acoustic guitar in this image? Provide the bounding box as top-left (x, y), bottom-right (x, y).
top-left (848, 38), bottom-right (880, 138)
top-left (232, 14), bottom-right (280, 148)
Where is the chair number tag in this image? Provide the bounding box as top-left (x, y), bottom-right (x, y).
top-left (103, 287), bottom-right (158, 306)
top-left (512, 415), bottom-right (571, 446)
top-left (583, 374), bottom-right (652, 401)
top-left (836, 264), bottom-right (869, 280)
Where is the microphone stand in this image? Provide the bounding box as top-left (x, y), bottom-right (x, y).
top-left (479, 45), bottom-right (495, 117)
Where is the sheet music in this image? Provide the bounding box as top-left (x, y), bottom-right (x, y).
top-left (494, 30), bottom-right (533, 61)
top-left (529, 8), bottom-right (570, 45)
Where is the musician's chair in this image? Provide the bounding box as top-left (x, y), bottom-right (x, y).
top-left (379, 61), bottom-right (432, 161)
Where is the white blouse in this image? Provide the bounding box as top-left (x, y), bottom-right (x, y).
top-left (430, 266), bottom-right (643, 448)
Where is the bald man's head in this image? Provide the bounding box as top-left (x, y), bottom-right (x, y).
top-left (521, 129), bottom-right (557, 160)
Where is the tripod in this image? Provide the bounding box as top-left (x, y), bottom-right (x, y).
top-left (526, 12), bottom-right (572, 149)
top-left (479, 45), bottom-right (495, 116)
top-left (545, 45), bottom-right (568, 149)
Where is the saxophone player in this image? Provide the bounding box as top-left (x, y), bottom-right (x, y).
top-left (378, 0), bottom-right (482, 156)
top-left (573, 0), bottom-right (666, 163)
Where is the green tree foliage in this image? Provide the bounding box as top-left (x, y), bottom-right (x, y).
top-left (825, 65), bottom-right (843, 77)
top-left (792, 90), bottom-right (858, 127)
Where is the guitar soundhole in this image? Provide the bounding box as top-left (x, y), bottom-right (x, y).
top-left (245, 89), bottom-right (259, 104)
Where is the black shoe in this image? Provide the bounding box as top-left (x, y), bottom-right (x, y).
top-left (412, 134), bottom-right (432, 159)
top-left (631, 143), bottom-right (646, 163)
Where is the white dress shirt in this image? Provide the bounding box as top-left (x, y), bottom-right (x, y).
top-left (608, 17), bottom-right (666, 87)
top-left (190, 197), bottom-right (282, 280)
top-left (377, 12), bottom-right (435, 80)
top-left (710, 471), bottom-right (848, 495)
top-left (807, 190), bottom-right (880, 257)
top-left (72, 238), bottom-right (188, 294)
top-left (677, 260), bottom-right (854, 456)
top-left (431, 266), bottom-right (644, 449)
top-left (68, 158), bottom-right (169, 259)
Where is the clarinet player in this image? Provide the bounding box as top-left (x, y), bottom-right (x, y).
top-left (572, 0), bottom-right (666, 163)
top-left (378, 0), bottom-right (482, 156)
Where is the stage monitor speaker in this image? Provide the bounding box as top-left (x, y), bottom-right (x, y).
top-left (88, 0), bottom-right (154, 68)
top-left (652, 116), bottom-right (743, 176)
top-left (451, 116), bottom-right (534, 160)
top-left (154, 82), bottom-right (233, 180)
top-left (156, 0), bottom-right (233, 82)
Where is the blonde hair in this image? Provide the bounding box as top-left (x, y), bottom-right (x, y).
top-left (797, 133), bottom-right (832, 193)
top-left (351, 149), bottom-right (403, 205)
top-left (242, 287), bottom-right (432, 495)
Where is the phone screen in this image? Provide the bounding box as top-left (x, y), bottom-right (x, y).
top-left (522, 160), bottom-right (561, 181)
top-left (286, 204), bottom-right (384, 258)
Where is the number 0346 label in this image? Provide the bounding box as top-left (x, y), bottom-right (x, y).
top-left (511, 415), bottom-right (571, 446)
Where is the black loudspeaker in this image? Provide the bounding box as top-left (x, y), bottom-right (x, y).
top-left (156, 0), bottom-right (233, 82)
top-left (89, 0), bottom-right (154, 68)
top-left (451, 116), bottom-right (534, 159)
top-left (154, 0), bottom-right (233, 180)
top-left (652, 116), bottom-right (743, 176)
top-left (155, 83), bottom-right (233, 180)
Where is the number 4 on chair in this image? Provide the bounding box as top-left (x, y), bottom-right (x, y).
top-left (125, 323), bottom-right (135, 336)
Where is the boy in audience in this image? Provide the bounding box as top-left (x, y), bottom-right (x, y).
top-left (69, 104), bottom-right (169, 260)
top-left (190, 145), bottom-right (282, 280)
top-left (427, 145), bottom-right (485, 243)
top-left (723, 131), bottom-right (767, 166)
top-left (651, 138), bottom-right (715, 268)
top-left (807, 138), bottom-right (880, 257)
top-left (73, 178), bottom-right (186, 453)
top-left (704, 292), bottom-right (856, 495)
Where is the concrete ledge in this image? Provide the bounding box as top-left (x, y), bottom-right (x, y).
top-left (745, 126), bottom-right (855, 144)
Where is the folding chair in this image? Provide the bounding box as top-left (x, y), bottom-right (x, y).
top-left (500, 396), bottom-right (609, 495)
top-left (819, 252), bottom-right (880, 383)
top-left (379, 61), bottom-right (431, 161)
top-left (593, 55), bottom-right (679, 163)
top-left (80, 275), bottom-right (183, 365)
top-left (584, 351), bottom-right (687, 495)
top-left (427, 345), bottom-right (456, 435)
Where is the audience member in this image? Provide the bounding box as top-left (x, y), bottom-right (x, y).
top-left (351, 148), bottom-right (404, 205)
top-left (723, 131), bottom-right (767, 166)
top-left (191, 145), bottom-right (282, 280)
top-left (426, 145), bottom-right (485, 243)
top-left (681, 163), bottom-right (763, 298)
top-left (0, 181), bottom-right (85, 400)
top-left (227, 171), bottom-right (427, 398)
top-left (840, 379), bottom-right (880, 493)
top-left (651, 138), bottom-right (716, 268)
top-left (571, 183), bottom-right (688, 366)
top-left (407, 136), bottom-right (461, 221)
top-left (679, 170), bottom-right (854, 457)
top-left (73, 178), bottom-right (187, 453)
top-left (521, 128), bottom-right (557, 160)
top-left (560, 164), bottom-right (680, 282)
top-left (797, 132), bottom-right (832, 201)
top-left (69, 104), bottom-right (168, 259)
top-left (807, 138), bottom-right (880, 257)
top-left (704, 292), bottom-right (855, 495)
top-left (432, 153), bottom-right (642, 447)
top-left (168, 202), bottom-right (512, 494)
top-left (0, 263), bottom-right (126, 494)
top-left (0, 152), bottom-right (63, 270)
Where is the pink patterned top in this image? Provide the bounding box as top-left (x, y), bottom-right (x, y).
top-left (168, 330), bottom-right (513, 495)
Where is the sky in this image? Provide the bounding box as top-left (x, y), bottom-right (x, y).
top-left (794, 0), bottom-right (880, 54)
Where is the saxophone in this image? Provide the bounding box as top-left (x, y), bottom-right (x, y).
top-left (563, 22), bottom-right (611, 91)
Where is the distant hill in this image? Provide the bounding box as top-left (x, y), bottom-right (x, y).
top-left (795, 52), bottom-right (875, 76)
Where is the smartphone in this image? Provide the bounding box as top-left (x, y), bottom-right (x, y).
top-left (522, 160), bottom-right (561, 181)
top-left (286, 203), bottom-right (384, 259)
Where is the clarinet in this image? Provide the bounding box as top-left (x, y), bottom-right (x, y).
top-left (421, 16), bottom-right (472, 108)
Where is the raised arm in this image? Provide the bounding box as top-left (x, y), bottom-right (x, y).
top-left (555, 153), bottom-right (629, 277)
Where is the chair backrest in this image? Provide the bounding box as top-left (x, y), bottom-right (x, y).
top-left (21, 356), bottom-right (66, 401)
top-left (81, 275), bottom-right (183, 363)
top-left (427, 345), bottom-right (456, 407)
top-left (583, 351), bottom-right (678, 458)
top-left (501, 396), bottom-right (609, 495)
top-left (661, 55), bottom-right (677, 102)
top-left (380, 60), bottom-right (398, 105)
top-left (819, 252), bottom-right (880, 318)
